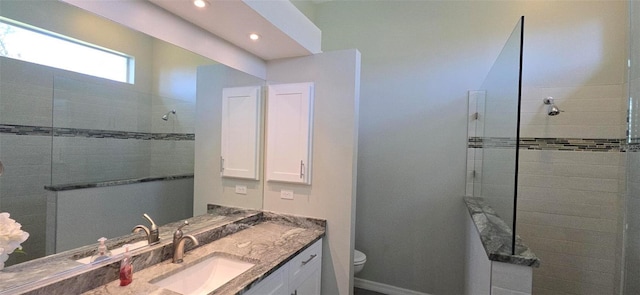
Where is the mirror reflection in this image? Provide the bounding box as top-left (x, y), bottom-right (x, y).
top-left (0, 0), bottom-right (264, 270)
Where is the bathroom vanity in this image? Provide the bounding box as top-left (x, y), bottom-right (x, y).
top-left (0, 206), bottom-right (325, 295)
top-left (84, 221), bottom-right (323, 295)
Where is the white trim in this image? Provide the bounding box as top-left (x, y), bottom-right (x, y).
top-left (354, 278), bottom-right (432, 295)
top-left (242, 0), bottom-right (322, 54)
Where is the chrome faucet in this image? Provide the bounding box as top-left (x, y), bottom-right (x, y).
top-left (173, 221), bottom-right (199, 263)
top-left (132, 213), bottom-right (160, 245)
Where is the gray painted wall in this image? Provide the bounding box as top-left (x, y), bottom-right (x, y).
top-left (263, 49), bottom-right (360, 295)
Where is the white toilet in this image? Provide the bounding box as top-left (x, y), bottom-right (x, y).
top-left (354, 249), bottom-right (367, 275)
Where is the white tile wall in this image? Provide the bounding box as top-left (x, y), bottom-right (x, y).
top-left (517, 150), bottom-right (623, 295)
top-left (0, 58), bottom-right (53, 127)
top-left (624, 151), bottom-right (640, 293)
top-left (0, 134), bottom-right (51, 265)
top-left (151, 94), bottom-right (196, 134)
top-left (51, 137), bottom-right (151, 185)
top-left (519, 85), bottom-right (626, 139)
top-left (480, 148), bottom-right (518, 224)
top-left (149, 140), bottom-right (195, 176)
top-left (53, 75), bottom-right (152, 133)
top-left (51, 178), bottom-right (193, 252)
top-left (479, 80), bottom-right (629, 295)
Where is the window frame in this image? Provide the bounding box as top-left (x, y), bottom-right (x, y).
top-left (0, 16), bottom-right (135, 84)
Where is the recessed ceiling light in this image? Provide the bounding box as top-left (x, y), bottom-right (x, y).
top-left (249, 33), bottom-right (260, 41)
top-left (193, 0), bottom-right (207, 8)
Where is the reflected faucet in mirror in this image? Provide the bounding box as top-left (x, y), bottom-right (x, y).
top-left (132, 213), bottom-right (160, 245)
top-left (173, 221), bottom-right (199, 263)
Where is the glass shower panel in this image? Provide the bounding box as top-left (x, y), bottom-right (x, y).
top-left (624, 1), bottom-right (640, 293)
top-left (0, 57), bottom-right (53, 266)
top-left (473, 17), bottom-right (524, 254)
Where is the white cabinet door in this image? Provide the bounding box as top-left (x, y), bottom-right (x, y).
top-left (221, 86), bottom-right (261, 180)
top-left (266, 82), bottom-right (314, 184)
top-left (289, 239), bottom-right (322, 295)
top-left (291, 266), bottom-right (321, 295)
top-left (245, 239), bottom-right (322, 295)
top-left (244, 266), bottom-right (288, 295)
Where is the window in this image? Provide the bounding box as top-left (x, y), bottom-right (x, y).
top-left (0, 17), bottom-right (134, 84)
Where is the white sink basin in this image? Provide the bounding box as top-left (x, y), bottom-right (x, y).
top-left (76, 240), bottom-right (148, 264)
top-left (152, 255), bottom-right (255, 295)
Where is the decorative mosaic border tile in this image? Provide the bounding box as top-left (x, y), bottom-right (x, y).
top-left (627, 143), bottom-right (640, 152)
top-left (0, 124), bottom-right (194, 141)
top-left (0, 124), bottom-right (52, 136)
top-left (469, 137), bottom-right (624, 152)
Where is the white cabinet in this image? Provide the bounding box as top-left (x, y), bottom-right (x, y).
top-left (245, 239), bottom-right (322, 295)
top-left (288, 238), bottom-right (322, 295)
top-left (220, 86), bottom-right (261, 180)
top-left (265, 82), bottom-right (314, 185)
top-left (244, 266), bottom-right (288, 295)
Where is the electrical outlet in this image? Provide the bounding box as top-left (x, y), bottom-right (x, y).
top-left (280, 190), bottom-right (294, 200)
top-left (235, 185), bottom-right (247, 195)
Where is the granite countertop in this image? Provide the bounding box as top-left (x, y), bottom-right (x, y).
top-left (1, 207), bottom-right (315, 295)
top-left (82, 212), bottom-right (325, 295)
top-left (463, 196), bottom-right (540, 267)
top-left (0, 212), bottom-right (255, 295)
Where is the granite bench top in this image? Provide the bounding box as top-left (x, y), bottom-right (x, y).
top-left (464, 196), bottom-right (540, 267)
top-left (44, 174), bottom-right (194, 191)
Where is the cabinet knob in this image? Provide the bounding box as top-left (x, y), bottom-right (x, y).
top-left (300, 160), bottom-right (305, 179)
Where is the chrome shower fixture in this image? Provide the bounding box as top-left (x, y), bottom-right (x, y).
top-left (543, 97), bottom-right (563, 116)
top-left (162, 110), bottom-right (176, 121)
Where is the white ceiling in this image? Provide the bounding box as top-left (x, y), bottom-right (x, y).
top-left (149, 0), bottom-right (315, 61)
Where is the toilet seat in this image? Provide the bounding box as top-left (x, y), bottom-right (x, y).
top-left (354, 250), bottom-right (366, 264)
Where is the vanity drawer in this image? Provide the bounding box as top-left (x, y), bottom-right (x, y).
top-left (289, 238), bottom-right (322, 287)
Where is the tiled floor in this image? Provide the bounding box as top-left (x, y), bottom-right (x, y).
top-left (354, 288), bottom-right (387, 295)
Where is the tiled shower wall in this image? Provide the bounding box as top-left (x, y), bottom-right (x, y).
top-left (468, 84), bottom-right (627, 295)
top-left (50, 73), bottom-right (195, 185)
top-left (0, 58), bottom-right (54, 265)
top-left (517, 85), bottom-right (626, 295)
top-left (624, 149), bottom-right (640, 293)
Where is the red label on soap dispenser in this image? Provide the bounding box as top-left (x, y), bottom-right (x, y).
top-left (120, 263), bottom-right (133, 286)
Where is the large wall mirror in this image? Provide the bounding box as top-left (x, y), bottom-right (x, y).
top-left (0, 0), bottom-right (265, 272)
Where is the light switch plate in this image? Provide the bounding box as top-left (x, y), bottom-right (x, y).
top-left (280, 190), bottom-right (294, 200)
top-left (235, 185), bottom-right (247, 195)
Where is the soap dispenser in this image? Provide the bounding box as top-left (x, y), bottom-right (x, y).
top-left (89, 237), bottom-right (112, 263)
top-left (119, 244), bottom-right (133, 286)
